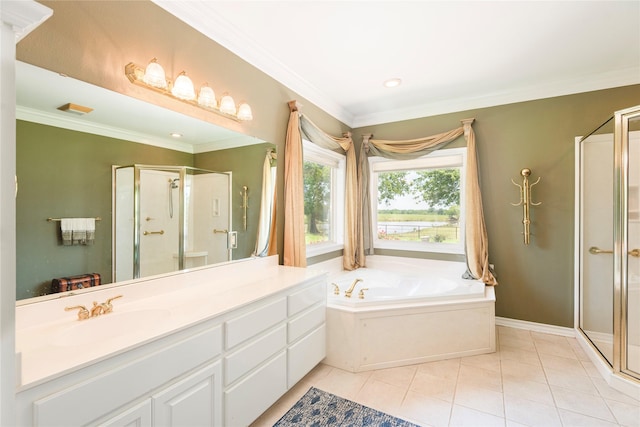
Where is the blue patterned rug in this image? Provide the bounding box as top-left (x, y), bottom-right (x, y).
top-left (273, 387), bottom-right (421, 426)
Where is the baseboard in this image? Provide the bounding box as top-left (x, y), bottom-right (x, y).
top-left (495, 316), bottom-right (575, 337)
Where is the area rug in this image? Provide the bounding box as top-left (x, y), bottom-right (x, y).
top-left (273, 387), bottom-right (421, 426)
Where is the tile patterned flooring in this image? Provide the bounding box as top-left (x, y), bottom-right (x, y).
top-left (251, 326), bottom-right (640, 427)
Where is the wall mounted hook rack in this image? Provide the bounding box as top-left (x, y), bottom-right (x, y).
top-left (511, 168), bottom-right (541, 245)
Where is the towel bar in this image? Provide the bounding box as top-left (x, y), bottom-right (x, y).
top-left (47, 217), bottom-right (102, 222)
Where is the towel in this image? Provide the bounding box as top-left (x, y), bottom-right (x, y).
top-left (60, 218), bottom-right (95, 245)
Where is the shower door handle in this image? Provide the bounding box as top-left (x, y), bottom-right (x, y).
top-left (143, 230), bottom-right (165, 236)
top-left (588, 246), bottom-right (640, 257)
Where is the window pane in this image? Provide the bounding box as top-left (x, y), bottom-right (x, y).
top-left (304, 161), bottom-right (332, 245)
top-left (377, 168), bottom-right (461, 244)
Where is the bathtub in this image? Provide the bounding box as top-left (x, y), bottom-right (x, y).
top-left (328, 267), bottom-right (486, 308)
top-left (315, 256), bottom-right (496, 372)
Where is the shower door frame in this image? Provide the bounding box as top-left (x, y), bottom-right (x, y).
top-left (614, 106), bottom-right (640, 380)
top-left (113, 164), bottom-right (233, 281)
top-left (575, 105), bottom-right (640, 391)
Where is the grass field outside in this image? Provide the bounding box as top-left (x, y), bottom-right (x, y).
top-left (304, 211), bottom-right (460, 244)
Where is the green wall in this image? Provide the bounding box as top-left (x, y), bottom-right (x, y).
top-left (195, 143), bottom-right (276, 260)
top-left (16, 120), bottom-right (267, 300)
top-left (353, 85), bottom-right (640, 327)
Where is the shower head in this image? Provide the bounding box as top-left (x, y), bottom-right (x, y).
top-left (170, 178), bottom-right (180, 189)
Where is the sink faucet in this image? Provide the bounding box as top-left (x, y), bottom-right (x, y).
top-left (344, 278), bottom-right (363, 298)
top-left (65, 295), bottom-right (124, 320)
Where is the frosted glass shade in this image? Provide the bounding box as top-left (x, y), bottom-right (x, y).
top-left (171, 72), bottom-right (196, 101)
top-left (237, 102), bottom-right (253, 121)
top-left (142, 58), bottom-right (168, 89)
top-left (219, 94), bottom-right (236, 115)
top-left (197, 84), bottom-right (217, 109)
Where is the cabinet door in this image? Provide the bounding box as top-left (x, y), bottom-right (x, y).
top-left (225, 351), bottom-right (287, 427)
top-left (152, 361), bottom-right (222, 427)
top-left (95, 399), bottom-right (152, 427)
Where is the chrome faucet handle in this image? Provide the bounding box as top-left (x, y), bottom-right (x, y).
top-left (358, 288), bottom-right (369, 299)
top-left (331, 283), bottom-right (340, 295)
top-left (103, 295), bottom-right (123, 313)
top-left (65, 305), bottom-right (90, 321)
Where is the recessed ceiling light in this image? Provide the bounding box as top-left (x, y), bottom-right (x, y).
top-left (383, 78), bottom-right (402, 88)
top-left (170, 132), bottom-right (183, 138)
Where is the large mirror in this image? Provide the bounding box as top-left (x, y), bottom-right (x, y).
top-left (16, 61), bottom-right (275, 301)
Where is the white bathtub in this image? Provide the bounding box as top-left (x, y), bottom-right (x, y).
top-left (328, 267), bottom-right (486, 308)
top-left (315, 256), bottom-right (496, 372)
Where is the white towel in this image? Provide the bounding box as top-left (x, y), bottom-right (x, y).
top-left (60, 218), bottom-right (95, 245)
top-left (60, 218), bottom-right (73, 245)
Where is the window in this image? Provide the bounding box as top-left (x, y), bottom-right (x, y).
top-left (303, 141), bottom-right (345, 256)
top-left (370, 147), bottom-right (466, 254)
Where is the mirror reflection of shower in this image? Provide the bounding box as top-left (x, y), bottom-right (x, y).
top-left (169, 177), bottom-right (179, 219)
top-left (113, 165), bottom-right (232, 282)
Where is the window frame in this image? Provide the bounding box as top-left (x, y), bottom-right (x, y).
top-left (303, 140), bottom-right (346, 257)
top-left (369, 147), bottom-right (467, 255)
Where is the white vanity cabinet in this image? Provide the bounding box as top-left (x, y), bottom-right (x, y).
top-left (15, 261), bottom-right (327, 427)
top-left (223, 278), bottom-right (327, 426)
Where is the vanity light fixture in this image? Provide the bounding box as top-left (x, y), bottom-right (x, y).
top-left (125, 59), bottom-right (253, 121)
top-left (383, 78), bottom-right (402, 88)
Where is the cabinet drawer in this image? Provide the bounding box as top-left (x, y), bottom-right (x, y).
top-left (224, 351), bottom-right (287, 427)
top-left (225, 297), bottom-right (286, 349)
top-left (225, 324), bottom-right (286, 386)
top-left (288, 303), bottom-right (325, 344)
top-left (288, 281), bottom-right (325, 316)
top-left (288, 324), bottom-right (326, 389)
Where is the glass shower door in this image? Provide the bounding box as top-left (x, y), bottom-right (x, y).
top-left (579, 122), bottom-right (615, 365)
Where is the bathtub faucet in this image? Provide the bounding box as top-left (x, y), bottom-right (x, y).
top-left (344, 278), bottom-right (363, 298)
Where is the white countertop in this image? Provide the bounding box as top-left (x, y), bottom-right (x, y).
top-left (15, 256), bottom-right (327, 390)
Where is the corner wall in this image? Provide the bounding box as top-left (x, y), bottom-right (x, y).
top-left (353, 85), bottom-right (640, 327)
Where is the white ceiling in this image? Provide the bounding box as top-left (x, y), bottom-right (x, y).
top-left (154, 0), bottom-right (640, 128)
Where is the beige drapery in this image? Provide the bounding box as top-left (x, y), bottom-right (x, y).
top-left (253, 150), bottom-right (277, 257)
top-left (283, 101), bottom-right (363, 269)
top-left (362, 119), bottom-right (497, 285)
top-left (284, 101), bottom-right (306, 267)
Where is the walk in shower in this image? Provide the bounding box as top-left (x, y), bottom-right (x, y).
top-left (576, 105), bottom-right (640, 395)
top-left (113, 165), bottom-right (232, 282)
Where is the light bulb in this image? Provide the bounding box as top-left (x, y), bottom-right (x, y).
top-left (237, 102), bottom-right (253, 121)
top-left (142, 58), bottom-right (167, 89)
top-left (197, 84), bottom-right (217, 109)
top-left (219, 94), bottom-right (236, 115)
top-left (171, 71), bottom-right (196, 101)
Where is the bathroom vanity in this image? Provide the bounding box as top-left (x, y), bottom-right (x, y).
top-left (14, 256), bottom-right (327, 426)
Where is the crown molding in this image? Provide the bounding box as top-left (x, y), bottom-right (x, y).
top-left (1, 0), bottom-right (52, 42)
top-left (17, 106), bottom-right (195, 154)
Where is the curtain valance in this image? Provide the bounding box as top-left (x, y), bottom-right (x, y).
top-left (361, 119), bottom-right (497, 285)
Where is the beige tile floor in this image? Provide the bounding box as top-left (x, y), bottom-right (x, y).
top-left (251, 326), bottom-right (640, 427)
